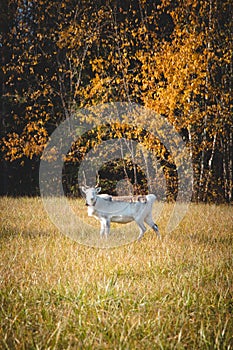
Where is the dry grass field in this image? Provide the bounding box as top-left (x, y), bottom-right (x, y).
top-left (0, 197), bottom-right (232, 349)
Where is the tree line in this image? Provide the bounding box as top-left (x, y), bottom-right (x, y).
top-left (0, 0), bottom-right (232, 202)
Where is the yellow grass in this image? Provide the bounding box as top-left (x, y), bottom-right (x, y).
top-left (0, 197), bottom-right (232, 349)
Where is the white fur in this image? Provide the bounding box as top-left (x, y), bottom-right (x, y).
top-left (82, 187), bottom-right (160, 241)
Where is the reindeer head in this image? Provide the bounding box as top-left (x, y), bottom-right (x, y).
top-left (81, 186), bottom-right (101, 206)
top-left (81, 171), bottom-right (101, 206)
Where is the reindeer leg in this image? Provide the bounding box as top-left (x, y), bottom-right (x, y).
top-left (100, 219), bottom-right (105, 238)
top-left (105, 219), bottom-right (110, 238)
top-left (152, 224), bottom-right (160, 239)
top-left (145, 216), bottom-right (161, 239)
top-left (136, 221), bottom-right (147, 241)
top-left (99, 218), bottom-right (110, 239)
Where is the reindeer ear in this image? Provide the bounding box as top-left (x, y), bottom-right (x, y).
top-left (96, 187), bottom-right (101, 193)
top-left (81, 186), bottom-right (87, 194)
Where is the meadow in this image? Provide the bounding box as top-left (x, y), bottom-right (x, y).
top-left (0, 197), bottom-right (232, 349)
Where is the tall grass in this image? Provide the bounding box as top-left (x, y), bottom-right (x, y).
top-left (0, 197), bottom-right (232, 349)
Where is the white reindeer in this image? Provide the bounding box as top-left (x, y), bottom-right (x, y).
top-left (81, 186), bottom-right (160, 241)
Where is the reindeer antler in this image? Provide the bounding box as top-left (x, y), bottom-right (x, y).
top-left (82, 171), bottom-right (88, 188)
top-left (95, 171), bottom-right (100, 188)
